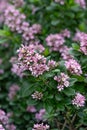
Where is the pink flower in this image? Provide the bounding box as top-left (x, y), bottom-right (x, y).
top-left (8, 84), bottom-right (20, 100)
top-left (6, 124), bottom-right (16, 130)
top-left (26, 106), bottom-right (36, 113)
top-left (32, 123), bottom-right (49, 130)
top-left (72, 93), bottom-right (86, 107)
top-left (32, 91), bottom-right (43, 100)
top-left (0, 109), bottom-right (9, 125)
top-left (65, 59), bottom-right (82, 75)
top-left (60, 29), bottom-right (71, 38)
top-left (54, 73), bottom-right (70, 91)
top-left (4, 5), bottom-right (26, 33)
top-left (46, 34), bottom-right (65, 51)
top-left (48, 60), bottom-right (57, 68)
top-left (0, 109), bottom-right (16, 130)
top-left (35, 109), bottom-right (46, 121)
top-left (73, 31), bottom-right (87, 55)
top-left (16, 44), bottom-right (49, 77)
top-left (75, 0), bottom-right (86, 9)
top-left (0, 69), bottom-right (4, 75)
top-left (0, 124), bottom-right (5, 130)
top-left (59, 46), bottom-right (73, 60)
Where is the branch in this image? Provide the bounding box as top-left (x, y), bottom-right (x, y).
top-left (61, 120), bottom-right (67, 130)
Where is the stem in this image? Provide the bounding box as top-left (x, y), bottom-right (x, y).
top-left (71, 114), bottom-right (76, 124)
top-left (61, 120), bottom-right (67, 130)
top-left (55, 119), bottom-right (61, 130)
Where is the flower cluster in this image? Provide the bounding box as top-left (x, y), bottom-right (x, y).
top-left (22, 24), bottom-right (41, 42)
top-left (54, 73), bottom-right (70, 91)
top-left (32, 91), bottom-right (43, 100)
top-left (26, 106), bottom-right (36, 113)
top-left (8, 84), bottom-right (20, 100)
top-left (0, 0), bottom-right (9, 24)
top-left (72, 93), bottom-right (86, 107)
top-left (26, 40), bottom-right (45, 53)
top-left (0, 109), bottom-right (8, 125)
top-left (75, 0), bottom-right (86, 9)
top-left (11, 44), bottom-right (56, 77)
top-left (35, 109), bottom-right (46, 121)
top-left (59, 45), bottom-right (73, 60)
top-left (74, 31), bottom-right (87, 55)
top-left (17, 44), bottom-right (49, 77)
top-left (32, 123), bottom-right (49, 130)
top-left (60, 29), bottom-right (71, 38)
top-left (4, 5), bottom-right (26, 33)
top-left (65, 59), bottom-right (82, 75)
top-left (4, 5), bottom-right (41, 42)
top-left (0, 124), bottom-right (5, 130)
top-left (0, 109), bottom-right (16, 130)
top-left (47, 60), bottom-right (57, 68)
top-left (46, 34), bottom-right (65, 51)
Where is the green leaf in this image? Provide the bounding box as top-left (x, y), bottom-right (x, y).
top-left (0, 30), bottom-right (10, 37)
top-left (69, 78), bottom-right (77, 86)
top-left (55, 94), bottom-right (62, 101)
top-left (52, 69), bottom-right (60, 73)
top-left (51, 20), bottom-right (59, 26)
top-left (43, 48), bottom-right (50, 56)
top-left (72, 43), bottom-right (80, 50)
top-left (63, 88), bottom-right (75, 96)
top-left (27, 98), bottom-right (37, 106)
top-left (0, 39), bottom-right (8, 44)
top-left (57, 103), bottom-right (65, 111)
top-left (44, 102), bottom-right (53, 113)
top-left (20, 84), bottom-right (34, 97)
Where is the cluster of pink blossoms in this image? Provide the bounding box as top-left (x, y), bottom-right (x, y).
top-left (75, 0), bottom-right (86, 9)
top-left (54, 73), bottom-right (70, 91)
top-left (26, 106), bottom-right (36, 113)
top-left (4, 5), bottom-right (26, 33)
top-left (0, 124), bottom-right (5, 130)
top-left (0, 109), bottom-right (16, 130)
top-left (59, 45), bottom-right (73, 60)
top-left (17, 45), bottom-right (49, 77)
top-left (35, 109), bottom-right (46, 121)
top-left (4, 5), bottom-right (41, 42)
top-left (11, 44), bottom-right (56, 77)
top-left (25, 40), bottom-right (45, 53)
top-left (74, 31), bottom-right (87, 55)
top-left (60, 29), bottom-right (71, 38)
top-left (0, 0), bottom-right (9, 24)
top-left (32, 91), bottom-right (43, 100)
top-left (32, 123), bottom-right (49, 130)
top-left (8, 84), bottom-right (20, 100)
top-left (65, 59), bottom-right (82, 75)
top-left (46, 29), bottom-right (71, 52)
top-left (72, 93), bottom-right (86, 107)
top-left (46, 34), bottom-right (65, 51)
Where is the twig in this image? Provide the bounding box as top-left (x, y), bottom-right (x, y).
top-left (71, 114), bottom-right (76, 124)
top-left (61, 120), bottom-right (67, 130)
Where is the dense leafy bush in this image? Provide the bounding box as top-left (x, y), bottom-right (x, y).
top-left (0, 0), bottom-right (87, 130)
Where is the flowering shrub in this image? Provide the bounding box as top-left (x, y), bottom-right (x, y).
top-left (0, 0), bottom-right (87, 130)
